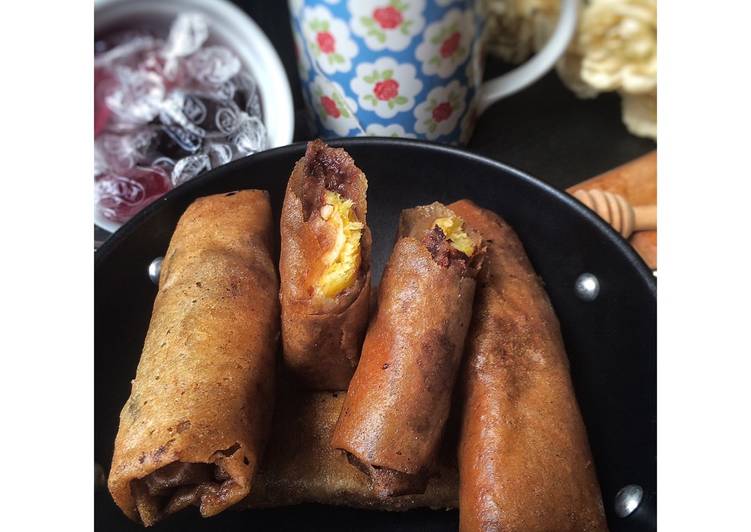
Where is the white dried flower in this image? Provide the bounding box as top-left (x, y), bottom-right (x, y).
top-left (484, 0), bottom-right (598, 97)
top-left (621, 90), bottom-right (656, 139)
top-left (579, 0), bottom-right (656, 93)
top-left (484, 0), bottom-right (561, 64)
top-left (556, 51), bottom-right (599, 98)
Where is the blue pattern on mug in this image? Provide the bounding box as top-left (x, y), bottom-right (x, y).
top-left (289, 0), bottom-right (486, 144)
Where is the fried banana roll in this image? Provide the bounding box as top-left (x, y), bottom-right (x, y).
top-left (108, 190), bottom-right (279, 526)
top-left (450, 199), bottom-right (608, 532)
top-left (280, 140), bottom-right (372, 390)
top-left (332, 202), bottom-right (483, 497)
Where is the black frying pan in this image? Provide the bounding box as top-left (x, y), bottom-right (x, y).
top-left (95, 138), bottom-right (656, 531)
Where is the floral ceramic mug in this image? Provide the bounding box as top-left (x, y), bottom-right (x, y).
top-left (289, 0), bottom-right (579, 144)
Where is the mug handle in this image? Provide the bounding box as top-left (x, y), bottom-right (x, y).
top-left (476, 0), bottom-right (580, 114)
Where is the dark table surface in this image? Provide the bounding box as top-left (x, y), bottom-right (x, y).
top-left (94, 0), bottom-right (655, 243)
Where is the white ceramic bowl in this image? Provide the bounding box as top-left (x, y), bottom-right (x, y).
top-left (95, 0), bottom-right (294, 233)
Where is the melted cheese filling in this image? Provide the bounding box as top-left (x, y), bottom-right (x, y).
top-left (316, 191), bottom-right (363, 297)
top-left (434, 215), bottom-right (475, 256)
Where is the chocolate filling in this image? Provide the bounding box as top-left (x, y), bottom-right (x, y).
top-left (343, 451), bottom-right (428, 498)
top-left (130, 445), bottom-right (242, 526)
top-left (422, 227), bottom-right (471, 270)
top-left (300, 140), bottom-right (362, 220)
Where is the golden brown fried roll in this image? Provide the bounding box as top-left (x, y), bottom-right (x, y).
top-left (246, 389), bottom-right (458, 510)
top-left (108, 190), bottom-right (279, 526)
top-left (450, 199), bottom-right (608, 532)
top-left (332, 202), bottom-right (483, 497)
top-left (280, 140), bottom-right (372, 390)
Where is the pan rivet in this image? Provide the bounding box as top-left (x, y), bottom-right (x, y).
top-left (614, 484), bottom-right (643, 518)
top-left (148, 257), bottom-right (164, 285)
top-left (574, 273), bottom-right (600, 301)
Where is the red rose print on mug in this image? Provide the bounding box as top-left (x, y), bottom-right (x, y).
top-left (373, 6), bottom-right (403, 29)
top-left (302, 5), bottom-right (358, 74)
top-left (416, 9), bottom-right (473, 78)
top-left (350, 0), bottom-right (426, 52)
top-left (414, 80), bottom-right (467, 139)
top-left (351, 57), bottom-right (423, 119)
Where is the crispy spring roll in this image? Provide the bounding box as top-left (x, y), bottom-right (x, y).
top-left (108, 190), bottom-right (279, 526)
top-left (246, 389), bottom-right (459, 510)
top-left (332, 202), bottom-right (483, 497)
top-left (450, 200), bottom-right (608, 532)
top-left (280, 140), bottom-right (372, 390)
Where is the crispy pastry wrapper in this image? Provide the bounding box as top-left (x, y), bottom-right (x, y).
top-left (108, 190), bottom-right (279, 526)
top-left (450, 200), bottom-right (608, 532)
top-left (246, 387), bottom-right (458, 510)
top-left (332, 202), bottom-right (483, 497)
top-left (280, 140), bottom-right (372, 390)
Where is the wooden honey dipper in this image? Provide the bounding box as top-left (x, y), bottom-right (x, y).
top-left (567, 151), bottom-right (657, 268)
top-left (573, 188), bottom-right (656, 239)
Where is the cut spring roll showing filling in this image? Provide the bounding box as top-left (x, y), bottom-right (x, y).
top-left (280, 140), bottom-right (372, 390)
top-left (331, 202), bottom-right (484, 497)
top-left (108, 190), bottom-right (279, 526)
top-left (317, 190), bottom-right (364, 297)
top-left (450, 199), bottom-right (608, 532)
